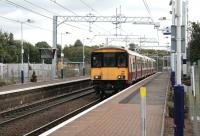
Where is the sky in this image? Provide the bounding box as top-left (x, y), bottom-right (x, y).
top-left (0, 0), bottom-right (198, 50)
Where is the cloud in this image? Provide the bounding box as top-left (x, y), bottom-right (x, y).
top-left (0, 0), bottom-right (174, 48)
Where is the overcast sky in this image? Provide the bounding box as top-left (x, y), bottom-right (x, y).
top-left (0, 0), bottom-right (198, 50)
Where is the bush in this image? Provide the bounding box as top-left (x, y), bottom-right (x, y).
top-left (167, 86), bottom-right (189, 119)
top-left (30, 71), bottom-right (37, 82)
top-left (0, 80), bottom-right (6, 86)
top-left (168, 101), bottom-right (174, 118)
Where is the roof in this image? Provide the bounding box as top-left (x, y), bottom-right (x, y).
top-left (93, 46), bottom-right (155, 61)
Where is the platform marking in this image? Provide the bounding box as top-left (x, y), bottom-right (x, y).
top-left (140, 87), bottom-right (147, 97)
top-left (40, 73), bottom-right (159, 136)
top-left (0, 78), bottom-right (89, 96)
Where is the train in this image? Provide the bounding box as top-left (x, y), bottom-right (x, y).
top-left (91, 46), bottom-right (156, 98)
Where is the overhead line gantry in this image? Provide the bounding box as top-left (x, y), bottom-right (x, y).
top-left (52, 14), bottom-right (160, 79)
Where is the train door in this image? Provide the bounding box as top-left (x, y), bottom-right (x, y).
top-left (137, 57), bottom-right (141, 79)
top-left (141, 58), bottom-right (143, 78)
top-left (135, 56), bottom-right (138, 79)
top-left (145, 59), bottom-right (147, 77)
top-left (133, 56), bottom-right (136, 80)
top-left (143, 59), bottom-right (145, 77)
top-left (138, 57), bottom-right (141, 79)
top-left (128, 55), bottom-right (132, 81)
top-left (146, 60), bottom-right (149, 75)
top-left (145, 59), bottom-right (147, 76)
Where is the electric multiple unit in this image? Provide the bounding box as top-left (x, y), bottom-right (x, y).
top-left (91, 47), bottom-right (156, 98)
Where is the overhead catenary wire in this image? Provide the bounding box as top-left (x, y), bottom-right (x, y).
top-left (5, 0), bottom-right (52, 20)
top-left (0, 15), bottom-right (77, 47)
top-left (49, 0), bottom-right (109, 34)
top-left (23, 0), bottom-right (60, 16)
top-left (141, 0), bottom-right (160, 46)
top-left (1, 0), bottom-right (111, 41)
top-left (0, 15), bottom-right (52, 32)
top-left (3, 0), bottom-right (88, 31)
top-left (0, 15), bottom-right (19, 23)
top-left (22, 0), bottom-right (88, 31)
top-left (23, 0), bottom-right (83, 31)
top-left (142, 0), bottom-right (154, 22)
top-left (78, 0), bottom-right (101, 15)
top-left (49, 0), bottom-right (78, 16)
top-left (78, 0), bottom-right (124, 35)
top-left (49, 0), bottom-right (105, 30)
top-left (49, 0), bottom-right (87, 26)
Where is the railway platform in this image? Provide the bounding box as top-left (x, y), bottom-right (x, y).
top-left (0, 76), bottom-right (89, 94)
top-left (41, 72), bottom-right (170, 136)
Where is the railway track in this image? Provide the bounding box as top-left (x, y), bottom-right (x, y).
top-left (0, 78), bottom-right (91, 112)
top-left (0, 86), bottom-right (94, 126)
top-left (24, 99), bottom-right (101, 136)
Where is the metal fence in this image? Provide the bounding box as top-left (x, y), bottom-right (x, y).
top-left (0, 63), bottom-right (52, 83)
top-left (186, 60), bottom-right (200, 135)
top-left (0, 63), bottom-right (91, 84)
top-left (58, 64), bottom-right (91, 78)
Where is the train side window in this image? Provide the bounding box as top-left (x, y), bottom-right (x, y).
top-left (91, 53), bottom-right (102, 67)
top-left (117, 53), bottom-right (127, 67)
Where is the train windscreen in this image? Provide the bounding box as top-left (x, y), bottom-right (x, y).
top-left (103, 53), bottom-right (116, 67)
top-left (91, 53), bottom-right (102, 67)
top-left (91, 52), bottom-right (127, 67)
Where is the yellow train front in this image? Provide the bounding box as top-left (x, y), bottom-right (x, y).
top-left (91, 47), bottom-right (156, 98)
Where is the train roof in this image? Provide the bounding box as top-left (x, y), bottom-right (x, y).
top-left (93, 46), bottom-right (155, 61)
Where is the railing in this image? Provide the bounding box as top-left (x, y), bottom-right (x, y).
top-left (0, 63), bottom-right (91, 85)
top-left (186, 60), bottom-right (200, 135)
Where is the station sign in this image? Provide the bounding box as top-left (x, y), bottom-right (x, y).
top-left (39, 48), bottom-right (56, 59)
top-left (171, 25), bottom-right (185, 53)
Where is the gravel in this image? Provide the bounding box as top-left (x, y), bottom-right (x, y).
top-left (0, 93), bottom-right (98, 136)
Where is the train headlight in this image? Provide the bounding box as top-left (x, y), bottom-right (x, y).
top-left (94, 75), bottom-right (101, 80)
top-left (118, 75), bottom-right (125, 80)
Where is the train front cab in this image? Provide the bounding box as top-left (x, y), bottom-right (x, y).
top-left (91, 49), bottom-right (128, 97)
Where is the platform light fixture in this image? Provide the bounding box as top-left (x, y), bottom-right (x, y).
top-left (20, 19), bottom-right (34, 83)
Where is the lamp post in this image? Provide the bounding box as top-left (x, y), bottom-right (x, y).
top-left (20, 19), bottom-right (33, 83)
top-left (173, 0), bottom-right (185, 136)
top-left (158, 17), bottom-right (174, 72)
top-left (60, 32), bottom-right (70, 79)
top-left (157, 52), bottom-right (159, 72)
top-left (82, 38), bottom-right (90, 76)
top-left (82, 40), bottom-right (85, 76)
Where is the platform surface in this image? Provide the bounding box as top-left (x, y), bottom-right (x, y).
top-left (0, 76), bottom-right (89, 93)
top-left (42, 72), bottom-right (169, 136)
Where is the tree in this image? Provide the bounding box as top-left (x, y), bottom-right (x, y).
top-left (23, 42), bottom-right (37, 63)
top-left (63, 45), bottom-right (96, 63)
top-left (188, 22), bottom-right (200, 63)
top-left (140, 49), bottom-right (169, 57)
top-left (74, 39), bottom-right (83, 47)
top-left (29, 44), bottom-right (40, 63)
top-left (35, 41), bottom-right (50, 48)
top-left (129, 43), bottom-right (137, 51)
top-left (63, 46), bottom-right (82, 62)
top-left (0, 31), bottom-right (19, 63)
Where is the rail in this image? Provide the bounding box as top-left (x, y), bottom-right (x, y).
top-left (0, 86), bottom-right (94, 126)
